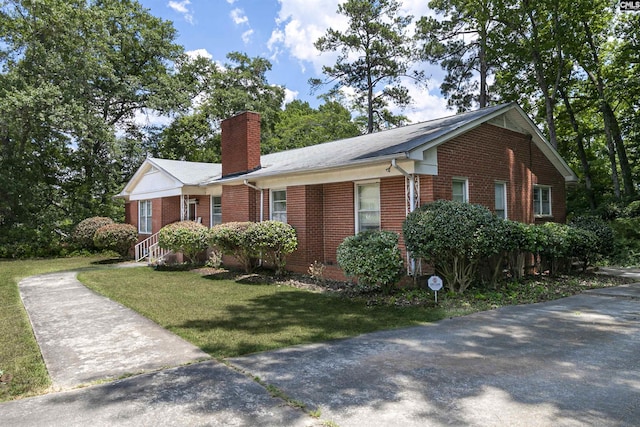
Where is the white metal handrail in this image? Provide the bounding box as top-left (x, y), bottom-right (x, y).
top-left (135, 232), bottom-right (170, 263)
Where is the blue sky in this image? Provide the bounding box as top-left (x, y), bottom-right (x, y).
top-left (137, 0), bottom-right (450, 123)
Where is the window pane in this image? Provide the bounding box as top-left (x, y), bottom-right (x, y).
top-left (357, 183), bottom-right (380, 232)
top-left (212, 196), bottom-right (222, 226)
top-left (452, 180), bottom-right (466, 203)
top-left (495, 183), bottom-right (506, 218)
top-left (271, 190), bottom-right (287, 222)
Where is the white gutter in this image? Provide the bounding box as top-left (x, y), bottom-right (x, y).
top-left (243, 180), bottom-right (264, 222)
top-left (391, 159), bottom-right (416, 275)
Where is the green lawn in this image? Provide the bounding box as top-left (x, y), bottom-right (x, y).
top-left (79, 268), bottom-right (444, 358)
top-left (0, 256), bottom-right (114, 401)
top-left (1, 258), bottom-right (631, 402)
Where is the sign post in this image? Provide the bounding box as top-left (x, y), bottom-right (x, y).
top-left (428, 275), bottom-right (443, 304)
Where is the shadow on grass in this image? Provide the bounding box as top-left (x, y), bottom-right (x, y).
top-left (170, 287), bottom-right (446, 357)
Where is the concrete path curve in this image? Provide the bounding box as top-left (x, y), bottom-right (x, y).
top-left (0, 267), bottom-right (639, 426)
top-left (18, 271), bottom-right (211, 389)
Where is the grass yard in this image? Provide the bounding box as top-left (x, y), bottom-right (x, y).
top-left (0, 257), bottom-right (632, 403)
top-left (0, 256), bottom-right (114, 401)
top-left (79, 268), bottom-right (446, 358)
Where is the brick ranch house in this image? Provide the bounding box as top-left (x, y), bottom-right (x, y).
top-left (117, 103), bottom-right (577, 279)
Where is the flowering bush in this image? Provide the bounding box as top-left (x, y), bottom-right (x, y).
top-left (73, 217), bottom-right (114, 250)
top-left (208, 222), bottom-right (255, 272)
top-left (93, 223), bottom-right (138, 257)
top-left (245, 221), bottom-right (298, 276)
top-left (158, 221), bottom-right (209, 264)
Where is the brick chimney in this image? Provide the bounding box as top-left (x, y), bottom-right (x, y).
top-left (221, 111), bottom-right (261, 177)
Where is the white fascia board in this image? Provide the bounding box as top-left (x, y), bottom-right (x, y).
top-left (129, 188), bottom-right (183, 201)
top-left (217, 158), bottom-right (416, 189)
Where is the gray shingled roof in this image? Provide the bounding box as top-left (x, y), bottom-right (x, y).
top-left (148, 158), bottom-right (222, 185)
top-left (210, 103), bottom-right (512, 183)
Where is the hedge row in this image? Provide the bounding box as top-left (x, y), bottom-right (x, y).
top-left (159, 220), bottom-right (298, 276)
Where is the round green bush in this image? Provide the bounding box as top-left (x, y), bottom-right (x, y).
top-left (158, 221), bottom-right (209, 264)
top-left (93, 223), bottom-right (138, 257)
top-left (569, 215), bottom-right (614, 262)
top-left (208, 222), bottom-right (255, 272)
top-left (337, 230), bottom-right (404, 294)
top-left (245, 221), bottom-right (298, 276)
top-left (73, 217), bottom-right (115, 250)
top-left (403, 200), bottom-right (494, 293)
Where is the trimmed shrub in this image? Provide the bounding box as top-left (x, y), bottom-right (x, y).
top-left (73, 217), bottom-right (115, 250)
top-left (537, 222), bottom-right (575, 276)
top-left (337, 230), bottom-right (404, 294)
top-left (245, 221), bottom-right (298, 276)
top-left (569, 215), bottom-right (614, 267)
top-left (403, 200), bottom-right (494, 293)
top-left (610, 217), bottom-right (640, 265)
top-left (93, 223), bottom-right (138, 258)
top-left (158, 221), bottom-right (209, 264)
top-left (209, 222), bottom-right (256, 272)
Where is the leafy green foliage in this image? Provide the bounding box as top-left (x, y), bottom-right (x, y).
top-left (265, 99), bottom-right (361, 153)
top-left (73, 217), bottom-right (115, 251)
top-left (158, 221), bottom-right (209, 264)
top-left (245, 221), bottom-right (298, 277)
top-left (610, 217), bottom-right (640, 266)
top-left (208, 222), bottom-right (256, 273)
top-left (0, 0), bottom-right (191, 253)
top-left (311, 0), bottom-right (424, 133)
top-left (337, 231), bottom-right (404, 294)
top-left (93, 223), bottom-right (137, 258)
top-left (403, 201), bottom-right (494, 293)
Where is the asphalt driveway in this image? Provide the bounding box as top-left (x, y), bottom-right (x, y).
top-left (1, 270), bottom-right (638, 426)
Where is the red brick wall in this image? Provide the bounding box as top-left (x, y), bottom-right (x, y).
top-left (161, 196), bottom-right (181, 229)
top-left (286, 184), bottom-right (325, 271)
top-left (322, 182), bottom-right (355, 267)
top-left (221, 185), bottom-right (256, 223)
top-left (221, 112), bottom-right (261, 177)
top-left (431, 123), bottom-right (565, 223)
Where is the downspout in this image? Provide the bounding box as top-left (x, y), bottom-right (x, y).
top-left (243, 180), bottom-right (264, 267)
top-left (243, 180), bottom-right (264, 223)
top-left (391, 159), bottom-right (416, 275)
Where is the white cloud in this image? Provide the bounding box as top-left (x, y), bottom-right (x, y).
top-left (241, 29), bottom-right (254, 44)
top-left (168, 1), bottom-right (194, 24)
top-left (185, 49), bottom-right (213, 61)
top-left (284, 88), bottom-right (299, 105)
top-left (226, 0), bottom-right (237, 3)
top-left (230, 8), bottom-right (249, 25)
top-left (270, 0), bottom-right (346, 73)
top-left (270, 1), bottom-right (453, 120)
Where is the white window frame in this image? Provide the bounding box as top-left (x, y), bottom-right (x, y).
top-left (452, 178), bottom-right (469, 203)
top-left (495, 182), bottom-right (507, 219)
top-left (188, 198), bottom-right (198, 222)
top-left (533, 185), bottom-right (552, 217)
top-left (271, 189), bottom-right (287, 223)
top-left (211, 196), bottom-right (222, 226)
top-left (138, 200), bottom-right (152, 235)
top-left (355, 180), bottom-right (381, 233)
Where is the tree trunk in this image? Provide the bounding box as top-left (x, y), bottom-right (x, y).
top-left (559, 87), bottom-right (596, 211)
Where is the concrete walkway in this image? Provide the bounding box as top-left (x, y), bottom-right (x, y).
top-left (0, 268), bottom-right (639, 426)
top-left (18, 271), bottom-right (210, 389)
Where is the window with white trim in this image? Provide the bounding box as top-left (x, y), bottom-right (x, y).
top-left (138, 200), bottom-right (152, 234)
top-left (533, 186), bottom-right (552, 216)
top-left (271, 189), bottom-right (287, 222)
top-left (188, 199), bottom-right (198, 221)
top-left (356, 182), bottom-right (381, 232)
top-left (211, 196), bottom-right (222, 226)
top-left (495, 182), bottom-right (507, 219)
top-left (452, 178), bottom-right (468, 203)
